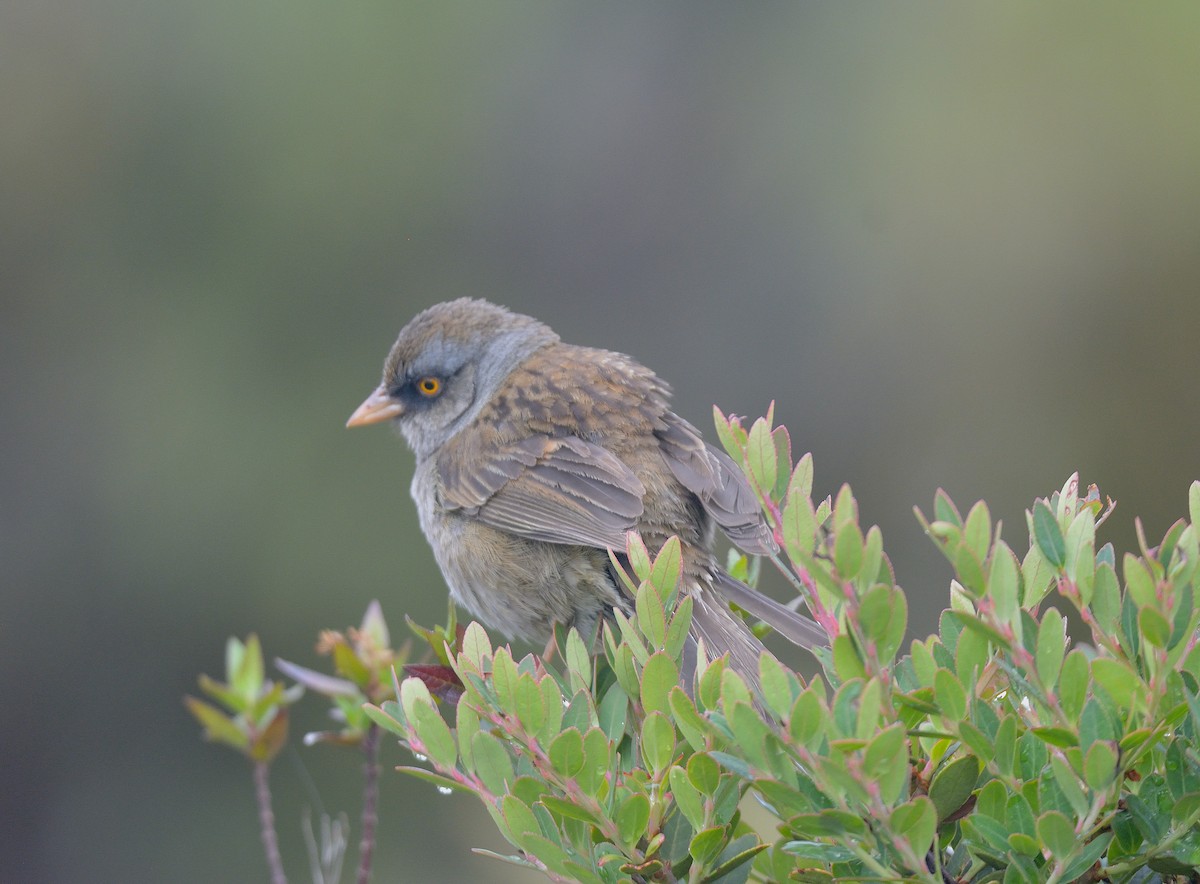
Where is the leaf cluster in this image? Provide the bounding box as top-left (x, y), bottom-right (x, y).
top-left (374, 409), bottom-right (1200, 883)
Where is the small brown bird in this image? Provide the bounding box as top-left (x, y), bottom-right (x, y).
top-left (347, 299), bottom-right (823, 690)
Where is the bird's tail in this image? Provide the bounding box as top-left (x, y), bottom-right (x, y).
top-left (684, 570), bottom-right (826, 697)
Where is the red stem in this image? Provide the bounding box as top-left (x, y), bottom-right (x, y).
top-left (357, 724), bottom-right (381, 884)
top-left (254, 760), bottom-right (288, 884)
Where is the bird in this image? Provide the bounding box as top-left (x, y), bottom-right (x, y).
top-left (346, 298), bottom-right (825, 692)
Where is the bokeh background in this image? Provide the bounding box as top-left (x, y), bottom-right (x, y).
top-left (5, 3), bottom-right (1200, 881)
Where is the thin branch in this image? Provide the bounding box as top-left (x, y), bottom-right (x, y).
top-left (254, 760), bottom-right (288, 884)
top-left (357, 723), bottom-right (381, 884)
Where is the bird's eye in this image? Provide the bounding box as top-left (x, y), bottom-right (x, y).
top-left (416, 376), bottom-right (442, 397)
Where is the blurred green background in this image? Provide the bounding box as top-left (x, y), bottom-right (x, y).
top-left (5, 3), bottom-right (1200, 881)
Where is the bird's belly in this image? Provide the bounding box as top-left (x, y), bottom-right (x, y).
top-left (424, 509), bottom-right (623, 642)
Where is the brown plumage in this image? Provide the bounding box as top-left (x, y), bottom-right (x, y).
top-left (348, 298), bottom-right (824, 692)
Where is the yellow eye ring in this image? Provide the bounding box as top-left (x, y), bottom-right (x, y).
top-left (416, 376), bottom-right (442, 396)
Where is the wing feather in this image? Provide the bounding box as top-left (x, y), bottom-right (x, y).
top-left (438, 435), bottom-right (645, 549)
top-left (656, 411), bottom-right (776, 555)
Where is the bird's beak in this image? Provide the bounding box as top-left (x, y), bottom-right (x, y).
top-left (346, 385), bottom-right (404, 427)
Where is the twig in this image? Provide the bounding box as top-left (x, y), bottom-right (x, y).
top-left (254, 760), bottom-right (288, 884)
top-left (357, 723), bottom-right (381, 884)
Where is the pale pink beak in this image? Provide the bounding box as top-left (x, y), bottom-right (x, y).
top-left (346, 385), bottom-right (405, 427)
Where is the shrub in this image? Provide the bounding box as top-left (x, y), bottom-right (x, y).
top-left (191, 408), bottom-right (1200, 883)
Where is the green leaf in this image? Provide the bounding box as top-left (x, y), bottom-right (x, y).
top-left (670, 687), bottom-right (717, 752)
top-left (963, 500), bottom-right (992, 564)
top-left (1091, 563), bottom-right (1121, 632)
top-left (1030, 727), bottom-right (1077, 749)
top-left (864, 724), bottom-right (906, 777)
top-left (332, 641), bottom-right (370, 687)
top-left (565, 628), bottom-right (591, 694)
top-left (561, 690), bottom-right (593, 734)
top-left (649, 536), bottom-right (683, 603)
top-left (616, 792), bottom-right (650, 850)
top-left (461, 621), bottom-right (491, 669)
top-left (745, 416), bottom-right (777, 497)
top-left (955, 626), bottom-right (989, 684)
top-left (781, 486), bottom-right (817, 562)
top-left (788, 687), bottom-right (825, 749)
top-left (396, 765), bottom-right (469, 795)
top-left (975, 779), bottom-right (1007, 822)
top-left (1021, 543), bottom-right (1054, 607)
top-left (491, 647), bottom-right (519, 714)
top-left (781, 840), bottom-right (857, 863)
top-left (689, 826), bottom-right (727, 869)
top-left (1058, 649), bottom-right (1090, 721)
top-left (788, 452), bottom-right (814, 501)
top-left (471, 730), bottom-right (514, 794)
top-left (700, 834), bottom-right (766, 884)
top-left (1091, 658), bottom-right (1141, 710)
top-left (626, 531), bottom-right (653, 582)
top-left (184, 696), bottom-right (249, 751)
top-left (910, 639), bottom-right (936, 687)
top-left (1033, 501), bottom-right (1066, 570)
top-left (597, 682), bottom-right (628, 741)
top-left (720, 668), bottom-right (753, 713)
top-left (929, 754), bottom-right (980, 821)
top-left (635, 579), bottom-right (669, 650)
top-left (500, 794), bottom-right (541, 850)
top-left (1059, 833), bottom-right (1112, 882)
top-left (549, 728), bottom-right (585, 778)
top-left (361, 701), bottom-right (405, 737)
top-left (992, 715), bottom-right (1018, 777)
top-left (1079, 696), bottom-right (1119, 747)
top-left (988, 540), bottom-right (1020, 627)
top-left (1165, 739), bottom-right (1198, 801)
top-left (688, 752), bottom-right (722, 796)
top-left (934, 489), bottom-right (962, 527)
top-left (889, 796), bottom-right (937, 855)
top-left (934, 668), bottom-right (966, 721)
top-left (1140, 605), bottom-right (1172, 649)
top-left (1124, 553), bottom-right (1156, 609)
top-left (1050, 754), bottom-right (1089, 817)
top-left (1036, 607), bottom-right (1066, 688)
top-left (664, 597), bottom-right (693, 664)
top-left (712, 407), bottom-right (744, 461)
top-left (831, 635), bottom-right (866, 682)
top-left (758, 653), bottom-right (795, 721)
top-left (857, 583), bottom-right (894, 645)
top-left (640, 712), bottom-right (676, 773)
top-left (833, 519), bottom-right (864, 579)
top-left (640, 652), bottom-right (678, 715)
top-left (1036, 810), bottom-right (1075, 860)
top-left (1083, 741), bottom-right (1118, 791)
top-left (576, 727), bottom-right (611, 796)
top-left (1006, 793), bottom-right (1036, 838)
top-left (669, 766), bottom-right (705, 829)
top-left (512, 673), bottom-right (544, 736)
top-left (963, 814), bottom-right (1012, 853)
top-left (833, 483), bottom-right (857, 530)
top-left (709, 751), bottom-right (752, 779)
top-left (611, 608), bottom-right (650, 666)
top-left (231, 634), bottom-right (265, 700)
top-left (520, 833), bottom-right (572, 877)
top-left (538, 673), bottom-right (563, 743)
top-left (770, 425), bottom-right (792, 501)
top-left (410, 695), bottom-right (457, 771)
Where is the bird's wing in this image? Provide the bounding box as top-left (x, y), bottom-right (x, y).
top-left (655, 411), bottom-right (777, 555)
top-left (437, 434), bottom-right (645, 549)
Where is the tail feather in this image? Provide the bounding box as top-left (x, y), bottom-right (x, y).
top-left (711, 570), bottom-right (826, 648)
top-left (687, 571), bottom-right (827, 697)
top-left (688, 585), bottom-right (775, 695)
